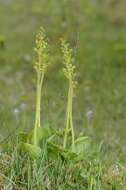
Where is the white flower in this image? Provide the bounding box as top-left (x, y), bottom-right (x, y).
top-left (13, 108), bottom-right (20, 115)
top-left (86, 110), bottom-right (94, 121)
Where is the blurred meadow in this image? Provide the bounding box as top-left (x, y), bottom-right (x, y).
top-left (0, 0), bottom-right (126, 162)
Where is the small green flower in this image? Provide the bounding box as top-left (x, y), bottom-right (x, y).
top-left (61, 39), bottom-right (77, 89)
top-left (34, 27), bottom-right (49, 73)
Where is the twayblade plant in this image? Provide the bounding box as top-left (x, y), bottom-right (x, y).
top-left (18, 28), bottom-right (52, 158)
top-left (47, 40), bottom-right (89, 161)
top-left (60, 40), bottom-right (90, 161)
top-left (61, 39), bottom-right (77, 149)
top-left (33, 27), bottom-right (50, 146)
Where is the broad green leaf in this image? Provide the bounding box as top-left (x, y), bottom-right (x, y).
top-left (18, 142), bottom-right (41, 159)
top-left (63, 149), bottom-right (77, 161)
top-left (29, 126), bottom-right (54, 145)
top-left (47, 142), bottom-right (65, 158)
top-left (47, 142), bottom-right (77, 160)
top-left (74, 136), bottom-right (89, 143)
top-left (71, 136), bottom-right (90, 155)
top-left (54, 128), bottom-right (71, 137)
top-left (18, 132), bottom-right (29, 143)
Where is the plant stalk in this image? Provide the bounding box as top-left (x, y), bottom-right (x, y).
top-left (34, 69), bottom-right (44, 146)
top-left (63, 82), bottom-right (71, 148)
top-left (63, 80), bottom-right (75, 148)
top-left (69, 81), bottom-right (75, 145)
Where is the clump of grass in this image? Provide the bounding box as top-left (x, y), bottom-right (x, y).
top-left (0, 147), bottom-right (104, 190)
top-left (2, 144), bottom-right (126, 190)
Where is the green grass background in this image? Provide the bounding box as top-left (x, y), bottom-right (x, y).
top-left (0, 0), bottom-right (126, 162)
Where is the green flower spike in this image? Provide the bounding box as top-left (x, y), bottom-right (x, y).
top-left (61, 39), bottom-right (77, 149)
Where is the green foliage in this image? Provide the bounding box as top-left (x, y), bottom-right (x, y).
top-left (16, 28), bottom-right (92, 163)
top-left (0, 23), bottom-right (125, 189)
top-left (0, 1), bottom-right (126, 189)
top-left (71, 136), bottom-right (89, 155)
top-left (18, 142), bottom-right (41, 159)
top-left (18, 125), bottom-right (53, 144)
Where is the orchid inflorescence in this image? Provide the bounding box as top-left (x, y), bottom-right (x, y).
top-left (61, 39), bottom-right (77, 89)
top-left (34, 27), bottom-right (49, 73)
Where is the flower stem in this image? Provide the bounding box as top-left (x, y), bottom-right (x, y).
top-left (63, 83), bottom-right (71, 148)
top-left (63, 80), bottom-right (75, 148)
top-left (69, 81), bottom-right (75, 145)
top-left (34, 70), bottom-right (44, 146)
